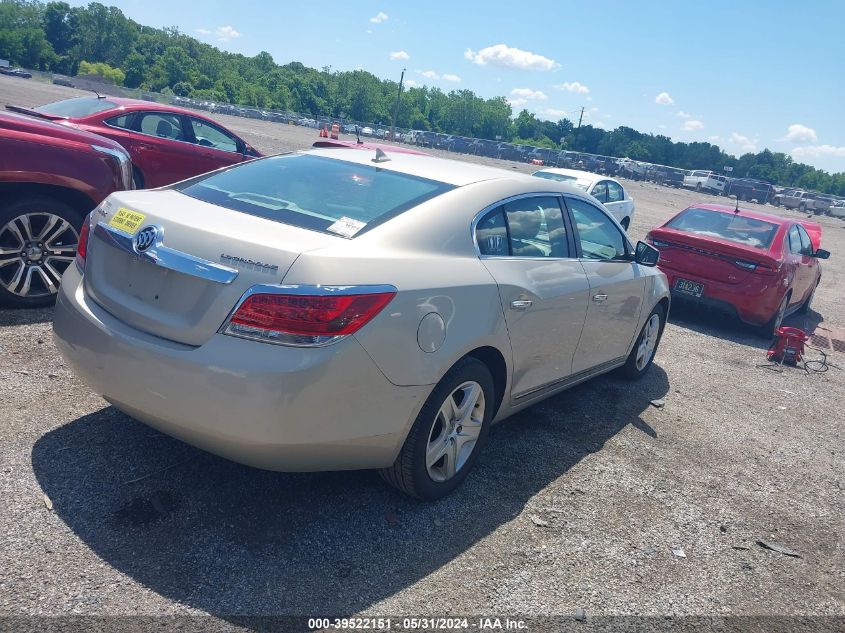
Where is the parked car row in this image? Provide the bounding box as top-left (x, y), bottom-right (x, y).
top-left (1, 96), bottom-right (260, 307)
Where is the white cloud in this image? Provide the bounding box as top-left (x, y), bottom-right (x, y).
top-left (508, 98), bottom-right (528, 109)
top-left (419, 70), bottom-right (439, 79)
top-left (464, 44), bottom-right (559, 71)
top-left (676, 110), bottom-right (691, 118)
top-left (389, 50), bottom-right (409, 61)
top-left (658, 124), bottom-right (668, 130)
top-left (791, 145), bottom-right (845, 158)
top-left (707, 135), bottom-right (723, 143)
top-left (682, 119), bottom-right (704, 131)
top-left (730, 132), bottom-right (758, 153)
top-left (195, 27), bottom-right (211, 35)
top-left (215, 25), bottom-right (240, 42)
top-left (781, 123), bottom-right (817, 143)
top-left (655, 92), bottom-right (674, 105)
top-left (442, 74), bottom-right (461, 83)
top-left (510, 88), bottom-right (548, 101)
top-left (404, 79), bottom-right (418, 88)
top-left (556, 81), bottom-right (589, 94)
top-left (369, 11), bottom-right (389, 23)
top-left (541, 108), bottom-right (567, 119)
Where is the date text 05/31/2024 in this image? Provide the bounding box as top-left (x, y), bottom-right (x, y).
top-left (308, 617), bottom-right (529, 630)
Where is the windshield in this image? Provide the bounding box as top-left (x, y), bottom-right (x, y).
top-left (666, 208), bottom-right (779, 249)
top-left (532, 171), bottom-right (590, 191)
top-left (36, 97), bottom-right (118, 118)
top-left (175, 154), bottom-right (454, 237)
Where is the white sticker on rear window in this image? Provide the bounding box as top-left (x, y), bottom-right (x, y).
top-left (327, 216), bottom-right (366, 237)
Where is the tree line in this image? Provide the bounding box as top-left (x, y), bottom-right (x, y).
top-left (1, 0), bottom-right (843, 195)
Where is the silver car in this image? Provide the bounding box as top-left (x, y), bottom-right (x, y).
top-left (53, 148), bottom-right (670, 500)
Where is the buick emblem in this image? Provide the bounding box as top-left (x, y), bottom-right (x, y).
top-left (133, 226), bottom-right (159, 253)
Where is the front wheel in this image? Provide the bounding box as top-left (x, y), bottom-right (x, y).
top-left (0, 197), bottom-right (82, 308)
top-left (379, 357), bottom-right (494, 500)
top-left (619, 304), bottom-right (666, 380)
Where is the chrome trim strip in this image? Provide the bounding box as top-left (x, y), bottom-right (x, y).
top-left (512, 356), bottom-right (627, 403)
top-left (94, 222), bottom-right (239, 284)
top-left (218, 283), bottom-right (398, 347)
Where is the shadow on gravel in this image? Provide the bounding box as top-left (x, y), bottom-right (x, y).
top-left (0, 305), bottom-right (54, 326)
top-left (32, 366), bottom-right (668, 622)
top-left (668, 302), bottom-right (825, 350)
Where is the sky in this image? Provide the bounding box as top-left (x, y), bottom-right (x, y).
top-left (68, 0), bottom-right (845, 173)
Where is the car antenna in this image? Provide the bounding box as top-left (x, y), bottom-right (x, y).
top-left (92, 90), bottom-right (105, 99)
top-left (734, 195), bottom-right (740, 213)
top-left (372, 147), bottom-right (391, 163)
top-left (355, 125), bottom-right (362, 145)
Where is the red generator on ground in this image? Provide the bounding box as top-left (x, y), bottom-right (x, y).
top-left (767, 327), bottom-right (809, 365)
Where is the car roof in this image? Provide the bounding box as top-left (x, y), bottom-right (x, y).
top-left (532, 167), bottom-right (609, 184)
top-left (303, 147), bottom-right (551, 188)
top-left (74, 97), bottom-right (217, 120)
top-left (688, 203), bottom-right (794, 226)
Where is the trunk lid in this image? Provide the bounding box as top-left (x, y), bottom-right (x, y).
top-left (649, 226), bottom-right (780, 284)
top-left (84, 190), bottom-right (341, 346)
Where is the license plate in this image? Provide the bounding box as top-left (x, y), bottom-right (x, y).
top-left (108, 208), bottom-right (146, 234)
top-left (675, 278), bottom-right (704, 297)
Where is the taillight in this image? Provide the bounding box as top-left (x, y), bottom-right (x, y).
top-left (75, 216), bottom-right (91, 271)
top-left (222, 287), bottom-right (396, 346)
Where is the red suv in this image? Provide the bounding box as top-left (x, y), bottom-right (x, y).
top-left (9, 97), bottom-right (261, 189)
top-left (0, 111), bottom-right (132, 308)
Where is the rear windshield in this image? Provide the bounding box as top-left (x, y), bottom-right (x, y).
top-left (175, 154), bottom-right (454, 237)
top-left (36, 97), bottom-right (118, 118)
top-left (532, 171), bottom-right (590, 191)
top-left (666, 207), bottom-right (779, 249)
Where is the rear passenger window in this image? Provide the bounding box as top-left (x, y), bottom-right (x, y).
top-left (787, 226), bottom-right (802, 255)
top-left (607, 181), bottom-right (624, 203)
top-left (475, 197), bottom-right (569, 258)
top-left (796, 225), bottom-right (814, 256)
top-left (591, 181), bottom-right (608, 203)
top-left (139, 112), bottom-right (185, 141)
top-left (105, 113), bottom-right (133, 130)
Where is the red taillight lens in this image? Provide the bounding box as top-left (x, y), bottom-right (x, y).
top-left (75, 217), bottom-right (90, 268)
top-left (226, 290), bottom-right (396, 344)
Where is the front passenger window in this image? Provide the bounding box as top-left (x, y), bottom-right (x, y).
top-left (567, 197), bottom-right (627, 260)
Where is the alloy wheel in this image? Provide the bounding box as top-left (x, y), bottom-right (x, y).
top-left (635, 313), bottom-right (661, 371)
top-left (0, 212), bottom-right (79, 299)
top-left (425, 381), bottom-right (485, 483)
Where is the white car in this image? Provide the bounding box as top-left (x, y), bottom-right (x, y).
top-left (829, 200), bottom-right (845, 219)
top-left (683, 170), bottom-right (727, 195)
top-left (532, 168), bottom-right (636, 230)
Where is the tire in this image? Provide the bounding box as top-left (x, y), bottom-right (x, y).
top-left (798, 203), bottom-right (806, 213)
top-left (0, 196), bottom-right (83, 309)
top-left (619, 304), bottom-right (666, 380)
top-left (379, 357), bottom-right (494, 500)
top-left (759, 292), bottom-right (789, 337)
top-left (132, 166), bottom-right (145, 189)
top-left (798, 281), bottom-right (818, 314)
top-left (773, 199), bottom-right (781, 207)
top-left (695, 183), bottom-right (703, 193)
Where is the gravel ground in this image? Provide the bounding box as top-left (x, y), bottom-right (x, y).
top-left (1, 75), bottom-right (844, 628)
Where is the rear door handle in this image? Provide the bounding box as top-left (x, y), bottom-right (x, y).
top-left (592, 294), bottom-right (608, 302)
top-left (510, 300), bottom-right (533, 311)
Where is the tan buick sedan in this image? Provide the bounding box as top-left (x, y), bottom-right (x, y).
top-left (53, 148), bottom-right (670, 500)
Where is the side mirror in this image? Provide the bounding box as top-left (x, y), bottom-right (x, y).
top-left (815, 248), bottom-right (830, 259)
top-left (635, 241), bottom-right (660, 267)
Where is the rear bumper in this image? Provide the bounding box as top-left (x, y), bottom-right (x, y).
top-left (53, 266), bottom-right (429, 471)
top-left (658, 265), bottom-right (783, 325)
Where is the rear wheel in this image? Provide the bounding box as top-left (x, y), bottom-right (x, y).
top-left (619, 304), bottom-right (666, 380)
top-left (798, 203), bottom-right (806, 213)
top-left (379, 357), bottom-right (494, 500)
top-left (695, 183), bottom-right (703, 193)
top-left (0, 197), bottom-right (82, 308)
top-left (798, 282), bottom-right (818, 314)
top-left (759, 292), bottom-right (789, 337)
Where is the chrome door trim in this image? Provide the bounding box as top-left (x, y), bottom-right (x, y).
top-left (93, 222), bottom-right (239, 284)
top-left (512, 355), bottom-right (627, 403)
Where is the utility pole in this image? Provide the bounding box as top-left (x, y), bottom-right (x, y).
top-left (390, 68), bottom-right (405, 142)
top-left (573, 106), bottom-right (585, 152)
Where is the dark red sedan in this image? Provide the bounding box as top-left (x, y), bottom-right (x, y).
top-left (9, 97), bottom-right (261, 188)
top-left (646, 204), bottom-right (830, 334)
